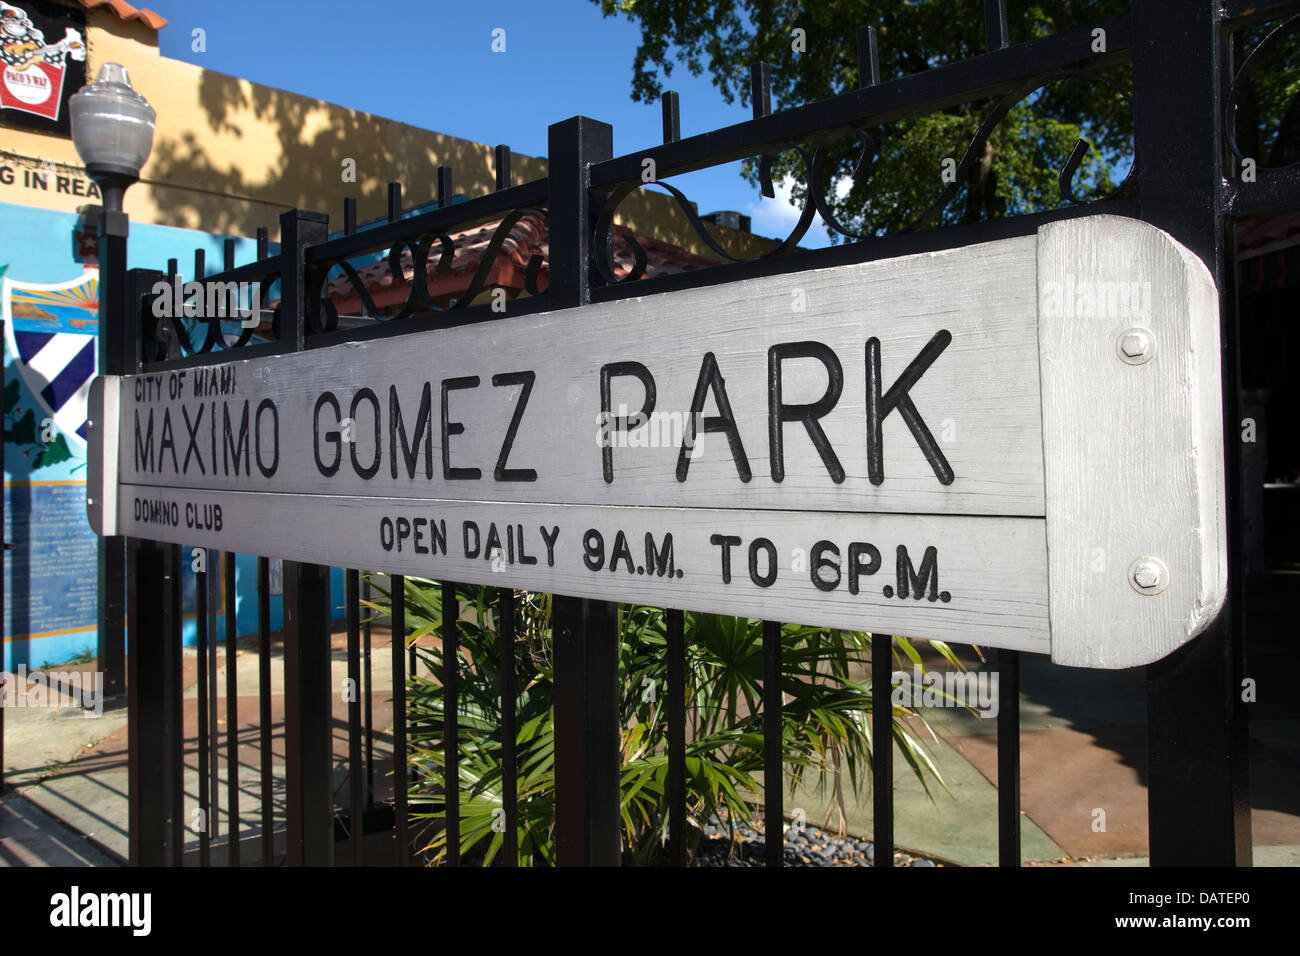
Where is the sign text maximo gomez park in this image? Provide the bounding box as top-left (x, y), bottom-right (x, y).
top-left (86, 216), bottom-right (1226, 669)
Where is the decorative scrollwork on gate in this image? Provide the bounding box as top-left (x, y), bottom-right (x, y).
top-left (1224, 12), bottom-right (1300, 170)
top-left (592, 67), bottom-right (1133, 286)
top-left (306, 208), bottom-right (548, 334)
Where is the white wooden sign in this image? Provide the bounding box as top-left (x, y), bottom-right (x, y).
top-left (87, 215), bottom-right (1225, 668)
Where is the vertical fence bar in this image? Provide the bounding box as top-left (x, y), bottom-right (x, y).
top-left (495, 145), bottom-right (511, 191)
top-left (857, 26), bottom-right (881, 87)
top-left (195, 551), bottom-right (210, 865)
top-left (282, 561), bottom-right (334, 866)
top-left (346, 569), bottom-right (364, 866)
top-left (391, 574), bottom-right (410, 865)
top-left (762, 620), bottom-right (783, 866)
top-left (553, 595), bottom-right (621, 867)
top-left (96, 202), bottom-right (129, 701)
top-left (661, 91), bottom-right (681, 143)
top-left (257, 556), bottom-right (273, 866)
top-left (666, 608), bottom-right (686, 866)
top-left (548, 115), bottom-right (622, 868)
top-left (207, 553), bottom-right (220, 845)
top-left (363, 575), bottom-right (374, 807)
top-left (437, 167), bottom-right (453, 209)
top-left (441, 581), bottom-right (459, 865)
top-left (279, 208), bottom-right (334, 866)
top-left (224, 551), bottom-right (240, 865)
top-left (498, 588), bottom-right (518, 866)
top-left (872, 632), bottom-right (893, 867)
top-left (984, 0), bottom-right (1010, 52)
top-left (996, 648), bottom-right (1021, 867)
top-left (127, 539), bottom-right (183, 865)
top-left (1132, 0), bottom-right (1250, 866)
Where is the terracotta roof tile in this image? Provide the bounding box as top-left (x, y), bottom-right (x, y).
top-left (72, 0), bottom-right (167, 31)
top-left (321, 212), bottom-right (722, 314)
top-left (1237, 210), bottom-right (1300, 251)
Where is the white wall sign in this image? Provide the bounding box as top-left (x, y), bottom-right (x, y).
top-left (88, 215), bottom-right (1226, 668)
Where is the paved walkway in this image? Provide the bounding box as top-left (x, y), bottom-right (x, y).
top-left (3, 578), bottom-right (1297, 866)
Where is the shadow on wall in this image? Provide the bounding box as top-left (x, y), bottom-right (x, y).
top-left (144, 67), bottom-right (537, 239)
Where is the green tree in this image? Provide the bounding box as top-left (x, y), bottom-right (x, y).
top-left (594, 1), bottom-right (1300, 241)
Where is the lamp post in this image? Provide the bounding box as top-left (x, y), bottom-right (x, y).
top-left (70, 64), bottom-right (155, 701)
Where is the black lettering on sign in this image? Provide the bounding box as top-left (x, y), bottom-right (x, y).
top-left (491, 371), bottom-right (538, 481)
top-left (609, 530), bottom-right (636, 574)
top-left (710, 533), bottom-right (742, 584)
top-left (352, 388), bottom-right (382, 479)
top-left (678, 352), bottom-right (751, 483)
top-left (484, 522), bottom-right (503, 562)
top-left (896, 545), bottom-right (949, 602)
top-left (515, 525), bottom-right (536, 564)
top-left (182, 403), bottom-right (206, 475)
top-left (645, 532), bottom-right (675, 579)
top-left (539, 525), bottom-right (560, 567)
top-left (223, 401), bottom-right (250, 476)
top-left (391, 383), bottom-right (434, 480)
top-left (255, 399), bottom-right (279, 477)
top-left (134, 408), bottom-right (154, 472)
top-left (158, 409), bottom-right (179, 473)
top-left (847, 542), bottom-right (881, 595)
top-left (441, 377), bottom-right (480, 480)
top-left (463, 520), bottom-right (481, 558)
top-left (810, 540), bottom-right (840, 592)
top-left (866, 331), bottom-right (954, 485)
top-left (600, 362), bottom-right (657, 483)
top-left (583, 529), bottom-right (605, 571)
top-left (748, 537), bottom-right (778, 588)
top-left (314, 392), bottom-right (342, 477)
top-left (768, 341), bottom-right (845, 483)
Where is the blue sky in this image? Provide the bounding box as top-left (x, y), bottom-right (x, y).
top-left (143, 0), bottom-right (829, 246)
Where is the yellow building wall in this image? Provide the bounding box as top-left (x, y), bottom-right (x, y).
top-left (1, 5), bottom-right (780, 262)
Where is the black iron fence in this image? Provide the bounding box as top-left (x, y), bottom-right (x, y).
top-left (71, 0), bottom-right (1300, 866)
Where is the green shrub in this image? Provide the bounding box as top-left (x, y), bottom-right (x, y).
top-left (368, 576), bottom-right (962, 866)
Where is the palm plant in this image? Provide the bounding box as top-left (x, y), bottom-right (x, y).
top-left (367, 575), bottom-right (968, 866)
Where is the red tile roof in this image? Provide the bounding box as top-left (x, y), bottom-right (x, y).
top-left (1237, 210), bottom-right (1300, 251)
top-left (71, 0), bottom-right (167, 31)
top-left (321, 212), bottom-right (723, 315)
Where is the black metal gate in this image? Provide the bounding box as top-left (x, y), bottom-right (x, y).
top-left (84, 0), bottom-right (1297, 866)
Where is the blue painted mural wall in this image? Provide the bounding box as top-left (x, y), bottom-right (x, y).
top-left (2, 200), bottom-right (344, 669)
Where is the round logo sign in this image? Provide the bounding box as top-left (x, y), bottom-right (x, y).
top-left (3, 64), bottom-right (53, 105)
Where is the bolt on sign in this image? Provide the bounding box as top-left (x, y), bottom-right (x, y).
top-left (87, 216), bottom-right (1225, 668)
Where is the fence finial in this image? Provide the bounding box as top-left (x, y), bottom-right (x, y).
top-left (495, 145), bottom-right (511, 191)
top-left (750, 61), bottom-right (771, 119)
top-left (388, 181), bottom-right (402, 223)
top-left (985, 0), bottom-right (1009, 52)
top-left (437, 166), bottom-right (453, 208)
top-left (662, 90), bottom-right (681, 144)
top-left (857, 26), bottom-right (881, 87)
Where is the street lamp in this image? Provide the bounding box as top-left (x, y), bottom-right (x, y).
top-left (70, 63), bottom-right (154, 701)
top-left (70, 63), bottom-right (155, 212)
